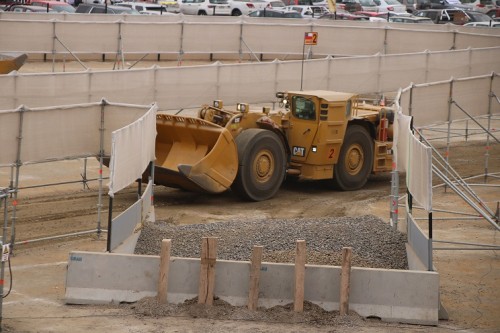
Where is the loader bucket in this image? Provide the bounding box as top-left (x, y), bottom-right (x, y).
top-left (153, 114), bottom-right (238, 194)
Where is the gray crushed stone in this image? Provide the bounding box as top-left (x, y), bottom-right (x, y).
top-left (135, 215), bottom-right (408, 270)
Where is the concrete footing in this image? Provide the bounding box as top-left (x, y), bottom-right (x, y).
top-left (65, 250), bottom-right (439, 325)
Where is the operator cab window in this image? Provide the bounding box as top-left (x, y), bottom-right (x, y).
top-left (292, 96), bottom-right (316, 120)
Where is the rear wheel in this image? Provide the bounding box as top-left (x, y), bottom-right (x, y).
top-left (232, 129), bottom-right (286, 201)
top-left (198, 10), bottom-right (207, 15)
top-left (332, 125), bottom-right (373, 191)
top-left (232, 9), bottom-right (242, 16)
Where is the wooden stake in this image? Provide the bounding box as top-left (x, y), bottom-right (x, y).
top-left (339, 247), bottom-right (352, 316)
top-left (157, 239), bottom-right (171, 304)
top-left (294, 240), bottom-right (306, 312)
top-left (198, 237), bottom-right (218, 305)
top-left (247, 245), bottom-right (263, 311)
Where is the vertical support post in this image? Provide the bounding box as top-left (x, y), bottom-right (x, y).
top-left (444, 79), bottom-right (454, 193)
top-left (485, 75), bottom-right (494, 183)
top-left (238, 22), bottom-right (243, 63)
top-left (294, 240), bottom-right (306, 312)
top-left (96, 102), bottom-right (106, 238)
top-left (247, 245), bottom-right (263, 311)
top-left (157, 239), bottom-right (171, 304)
top-left (106, 196), bottom-right (113, 253)
top-left (0, 188), bottom-right (11, 331)
top-left (177, 21), bottom-right (185, 66)
top-left (300, 40), bottom-right (306, 91)
top-left (390, 167), bottom-right (399, 229)
top-left (51, 20), bottom-right (56, 73)
top-left (428, 212), bottom-right (433, 271)
top-left (10, 107), bottom-right (25, 252)
top-left (198, 237), bottom-right (217, 305)
top-left (339, 247), bottom-right (352, 316)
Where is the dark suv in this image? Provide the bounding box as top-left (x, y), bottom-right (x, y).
top-left (75, 3), bottom-right (140, 13)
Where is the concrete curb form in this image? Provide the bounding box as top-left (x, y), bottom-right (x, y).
top-left (65, 251), bottom-right (439, 325)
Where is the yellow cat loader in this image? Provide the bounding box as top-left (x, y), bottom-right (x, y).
top-left (153, 90), bottom-right (394, 201)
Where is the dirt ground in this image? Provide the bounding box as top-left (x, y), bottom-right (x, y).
top-left (0, 60), bottom-right (498, 332)
top-left (0, 137), bottom-right (498, 332)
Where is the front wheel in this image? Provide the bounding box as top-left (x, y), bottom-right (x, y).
top-left (231, 129), bottom-right (286, 201)
top-left (231, 9), bottom-right (242, 16)
top-left (332, 125), bottom-right (373, 191)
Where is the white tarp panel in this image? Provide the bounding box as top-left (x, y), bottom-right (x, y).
top-left (0, 110), bottom-right (21, 166)
top-left (379, 53), bottom-right (427, 92)
top-left (427, 49), bottom-right (470, 83)
top-left (154, 64), bottom-right (219, 109)
top-left (386, 30), bottom-right (454, 54)
top-left (89, 69), bottom-right (156, 106)
top-left (313, 26), bottom-right (384, 56)
top-left (13, 73), bottom-right (91, 107)
top-left (456, 33), bottom-right (500, 50)
top-left (394, 112), bottom-right (432, 211)
top-left (328, 56), bottom-right (380, 94)
top-left (57, 21), bottom-right (120, 54)
top-left (120, 22), bottom-right (182, 54)
top-left (182, 22), bottom-right (241, 54)
top-left (218, 62), bottom-right (278, 103)
top-left (0, 20), bottom-right (53, 52)
top-left (242, 23), bottom-right (306, 55)
top-left (275, 60), bottom-right (306, 92)
top-left (0, 102), bottom-right (155, 167)
top-left (451, 76), bottom-right (492, 121)
top-left (394, 112), bottom-right (412, 173)
top-left (407, 83), bottom-right (451, 127)
top-left (108, 104), bottom-right (157, 196)
top-left (407, 135), bottom-right (433, 212)
top-left (470, 47), bottom-right (500, 77)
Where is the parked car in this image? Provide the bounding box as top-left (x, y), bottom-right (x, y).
top-left (284, 4), bottom-right (329, 17)
top-left (389, 13), bottom-right (434, 21)
top-left (228, 0), bottom-right (268, 16)
top-left (158, 0), bottom-right (181, 12)
top-left (263, 0), bottom-right (286, 9)
top-left (179, 0), bottom-right (231, 15)
top-left (282, 0), bottom-right (326, 5)
top-left (318, 9), bottom-right (371, 19)
top-left (75, 3), bottom-right (140, 13)
top-left (485, 8), bottom-right (500, 19)
top-left (416, 0), bottom-right (472, 10)
top-left (30, 0), bottom-right (76, 12)
top-left (4, 4), bottom-right (55, 12)
top-left (458, 0), bottom-right (495, 13)
top-left (463, 20), bottom-right (500, 26)
top-left (336, 0), bottom-right (362, 12)
top-left (247, 7), bottom-right (301, 16)
top-left (373, 0), bottom-right (407, 12)
top-left (397, 0), bottom-right (418, 13)
top-left (414, 8), bottom-right (492, 23)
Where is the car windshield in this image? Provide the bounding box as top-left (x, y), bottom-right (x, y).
top-left (468, 11), bottom-right (492, 21)
top-left (359, 0), bottom-right (376, 5)
top-left (53, 5), bottom-right (76, 12)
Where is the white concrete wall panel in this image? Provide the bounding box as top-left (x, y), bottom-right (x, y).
top-left (65, 251), bottom-right (440, 325)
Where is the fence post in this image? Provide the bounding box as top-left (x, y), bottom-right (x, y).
top-left (198, 237), bottom-right (218, 305)
top-left (247, 245), bottom-right (263, 311)
top-left (294, 240), bottom-right (306, 312)
top-left (157, 239), bottom-right (172, 303)
top-left (339, 247), bottom-right (352, 316)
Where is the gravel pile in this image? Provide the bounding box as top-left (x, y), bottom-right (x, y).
top-left (135, 215), bottom-right (408, 270)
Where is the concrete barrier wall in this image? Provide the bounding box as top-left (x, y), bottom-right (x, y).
top-left (65, 251), bottom-right (439, 325)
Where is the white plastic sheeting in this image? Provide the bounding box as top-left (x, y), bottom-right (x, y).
top-left (1, 18), bottom-right (500, 57)
top-left (394, 112), bottom-right (433, 212)
top-left (399, 74), bottom-right (500, 128)
top-left (0, 101), bottom-right (157, 197)
top-left (1, 49), bottom-right (499, 112)
top-left (108, 104), bottom-right (157, 196)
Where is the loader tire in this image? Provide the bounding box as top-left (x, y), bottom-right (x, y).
top-left (332, 125), bottom-right (373, 191)
top-left (232, 129), bottom-right (286, 201)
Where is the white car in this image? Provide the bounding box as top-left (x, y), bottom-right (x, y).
top-left (228, 0), bottom-right (269, 16)
top-left (179, 0), bottom-right (232, 15)
top-left (263, 0), bottom-right (286, 9)
top-left (116, 2), bottom-right (171, 14)
top-left (284, 5), bottom-right (329, 18)
top-left (373, 0), bottom-right (406, 13)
